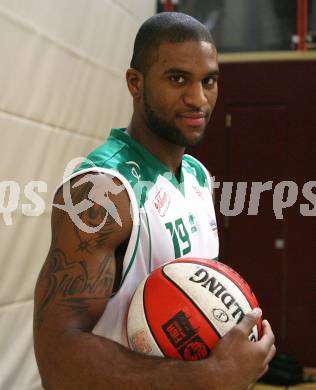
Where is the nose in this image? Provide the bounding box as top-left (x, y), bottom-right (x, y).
top-left (183, 82), bottom-right (208, 108)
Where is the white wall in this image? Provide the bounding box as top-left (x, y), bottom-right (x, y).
top-left (0, 1), bottom-right (156, 389)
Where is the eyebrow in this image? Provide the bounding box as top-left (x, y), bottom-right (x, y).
top-left (164, 67), bottom-right (220, 78)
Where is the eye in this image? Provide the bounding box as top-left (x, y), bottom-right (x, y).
top-left (169, 75), bottom-right (186, 84)
top-left (203, 76), bottom-right (218, 87)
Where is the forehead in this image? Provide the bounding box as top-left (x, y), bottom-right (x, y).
top-left (153, 40), bottom-right (218, 73)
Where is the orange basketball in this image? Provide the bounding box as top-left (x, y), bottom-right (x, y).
top-left (127, 258), bottom-right (262, 361)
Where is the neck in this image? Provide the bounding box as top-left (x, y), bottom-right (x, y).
top-left (127, 117), bottom-right (185, 177)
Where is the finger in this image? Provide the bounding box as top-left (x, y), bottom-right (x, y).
top-left (264, 344), bottom-right (276, 365)
top-left (257, 364), bottom-right (269, 379)
top-left (258, 320), bottom-right (275, 347)
top-left (237, 308), bottom-right (262, 334)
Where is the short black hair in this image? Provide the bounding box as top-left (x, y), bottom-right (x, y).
top-left (130, 12), bottom-right (215, 74)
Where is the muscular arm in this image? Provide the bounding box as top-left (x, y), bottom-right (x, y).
top-left (34, 173), bottom-right (275, 390)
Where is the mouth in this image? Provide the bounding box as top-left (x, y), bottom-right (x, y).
top-left (177, 112), bottom-right (208, 127)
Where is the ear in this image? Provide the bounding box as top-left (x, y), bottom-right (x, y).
top-left (126, 68), bottom-right (143, 101)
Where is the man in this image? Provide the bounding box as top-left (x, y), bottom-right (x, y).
top-left (34, 12), bottom-right (275, 389)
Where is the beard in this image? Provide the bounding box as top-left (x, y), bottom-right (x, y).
top-left (143, 85), bottom-right (207, 147)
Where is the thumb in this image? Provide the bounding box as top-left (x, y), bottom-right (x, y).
top-left (237, 308), bottom-right (262, 334)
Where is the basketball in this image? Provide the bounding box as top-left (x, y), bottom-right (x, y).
top-left (126, 258), bottom-right (262, 361)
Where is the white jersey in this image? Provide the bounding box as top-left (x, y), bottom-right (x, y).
top-left (65, 128), bottom-right (219, 346)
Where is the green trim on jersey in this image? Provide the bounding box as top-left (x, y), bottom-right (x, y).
top-left (182, 155), bottom-right (209, 188)
top-left (119, 213), bottom-right (141, 288)
top-left (77, 128), bottom-right (209, 205)
top-left (143, 204), bottom-right (152, 273)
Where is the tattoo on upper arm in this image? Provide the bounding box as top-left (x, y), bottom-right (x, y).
top-left (73, 212), bottom-right (117, 254)
top-left (35, 249), bottom-right (114, 329)
top-left (55, 175), bottom-right (123, 250)
top-left (35, 175), bottom-right (125, 328)
top-left (53, 173), bottom-right (124, 236)
top-left (94, 229), bottom-right (114, 249)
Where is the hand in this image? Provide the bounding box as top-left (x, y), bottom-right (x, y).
top-left (209, 308), bottom-right (276, 390)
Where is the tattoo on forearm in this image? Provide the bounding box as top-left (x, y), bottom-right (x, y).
top-left (35, 249), bottom-right (114, 327)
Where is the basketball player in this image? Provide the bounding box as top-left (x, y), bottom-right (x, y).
top-left (34, 13), bottom-right (276, 389)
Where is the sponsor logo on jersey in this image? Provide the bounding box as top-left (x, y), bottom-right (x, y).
top-left (192, 185), bottom-right (204, 200)
top-left (209, 217), bottom-right (218, 236)
top-left (188, 212), bottom-right (198, 233)
top-left (153, 188), bottom-right (170, 217)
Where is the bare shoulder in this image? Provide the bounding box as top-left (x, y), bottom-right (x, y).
top-left (52, 172), bottom-right (132, 248)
